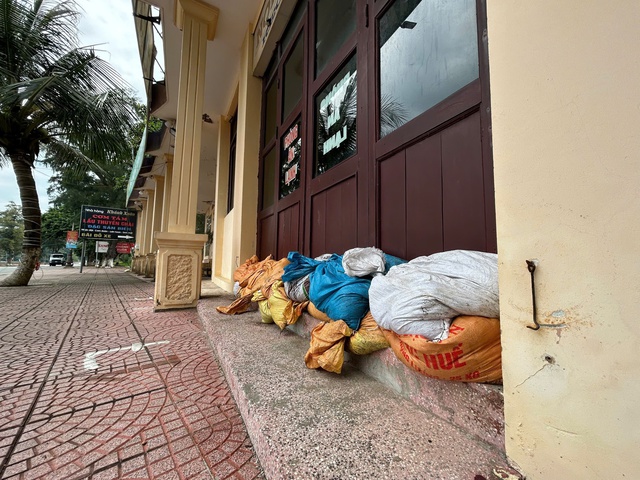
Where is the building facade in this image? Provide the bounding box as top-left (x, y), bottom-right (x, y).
top-left (127, 0), bottom-right (640, 478)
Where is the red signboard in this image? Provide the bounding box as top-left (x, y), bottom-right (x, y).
top-left (116, 242), bottom-right (135, 254)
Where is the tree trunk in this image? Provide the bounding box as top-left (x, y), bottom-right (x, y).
top-left (0, 154), bottom-right (42, 287)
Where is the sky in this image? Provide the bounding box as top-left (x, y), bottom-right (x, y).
top-left (0, 0), bottom-right (147, 212)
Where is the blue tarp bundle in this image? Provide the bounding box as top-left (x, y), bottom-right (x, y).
top-left (308, 257), bottom-right (371, 330)
top-left (282, 250), bottom-right (407, 331)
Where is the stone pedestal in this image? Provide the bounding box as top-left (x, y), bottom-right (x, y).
top-left (144, 253), bottom-right (156, 278)
top-left (154, 232), bottom-right (208, 311)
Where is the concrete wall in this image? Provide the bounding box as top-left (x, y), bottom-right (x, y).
top-left (487, 1), bottom-right (640, 478)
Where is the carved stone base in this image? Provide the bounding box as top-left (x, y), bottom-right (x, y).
top-left (154, 232), bottom-right (208, 311)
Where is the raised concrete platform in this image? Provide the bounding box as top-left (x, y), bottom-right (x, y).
top-left (197, 291), bottom-right (521, 480)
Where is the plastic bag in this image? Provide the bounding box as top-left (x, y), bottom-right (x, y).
top-left (369, 250), bottom-right (499, 339)
top-left (234, 254), bottom-right (261, 283)
top-left (346, 312), bottom-right (390, 355)
top-left (382, 316), bottom-right (502, 383)
top-left (304, 320), bottom-right (353, 374)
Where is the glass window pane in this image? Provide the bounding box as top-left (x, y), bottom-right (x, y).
top-left (264, 80), bottom-right (277, 145)
top-left (262, 148), bottom-right (276, 209)
top-left (280, 119), bottom-right (302, 198)
top-left (281, 1), bottom-right (306, 53)
top-left (315, 0), bottom-right (356, 76)
top-left (314, 54), bottom-right (357, 177)
top-left (282, 35), bottom-right (304, 121)
top-left (379, 0), bottom-right (479, 138)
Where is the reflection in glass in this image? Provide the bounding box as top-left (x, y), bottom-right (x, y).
top-left (379, 0), bottom-right (479, 138)
top-left (262, 148), bottom-right (276, 209)
top-left (280, 120), bottom-right (302, 198)
top-left (264, 80), bottom-right (277, 146)
top-left (315, 0), bottom-right (356, 76)
top-left (282, 35), bottom-right (304, 121)
top-left (315, 55), bottom-right (357, 177)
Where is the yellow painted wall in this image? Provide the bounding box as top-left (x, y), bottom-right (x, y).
top-left (211, 25), bottom-right (261, 292)
top-left (487, 1), bottom-right (640, 478)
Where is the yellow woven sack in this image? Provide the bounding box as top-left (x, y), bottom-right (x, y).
top-left (252, 291), bottom-right (273, 324)
top-left (346, 312), bottom-right (390, 355)
top-left (269, 281), bottom-right (308, 330)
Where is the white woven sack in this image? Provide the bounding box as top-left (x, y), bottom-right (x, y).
top-left (342, 247), bottom-right (386, 277)
top-left (369, 250), bottom-right (499, 340)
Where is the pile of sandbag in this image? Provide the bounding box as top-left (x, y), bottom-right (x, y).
top-left (218, 248), bottom-right (503, 383)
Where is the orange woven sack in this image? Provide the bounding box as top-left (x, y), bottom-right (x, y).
top-left (381, 315), bottom-right (502, 383)
top-left (304, 320), bottom-right (352, 374)
top-left (234, 255), bottom-right (262, 284)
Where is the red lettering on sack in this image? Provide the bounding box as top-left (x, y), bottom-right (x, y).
top-left (423, 354), bottom-right (438, 370)
top-left (452, 345), bottom-right (467, 368)
top-left (465, 371), bottom-right (480, 380)
top-left (449, 324), bottom-right (465, 336)
top-left (437, 353), bottom-right (454, 370)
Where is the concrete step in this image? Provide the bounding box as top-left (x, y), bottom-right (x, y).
top-left (198, 294), bottom-right (520, 480)
top-left (288, 313), bottom-right (505, 451)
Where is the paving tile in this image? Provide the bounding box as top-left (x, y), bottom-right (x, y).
top-left (0, 269), bottom-right (264, 479)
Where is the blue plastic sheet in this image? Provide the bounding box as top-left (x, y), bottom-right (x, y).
top-left (308, 256), bottom-right (371, 330)
top-left (282, 251), bottom-right (341, 282)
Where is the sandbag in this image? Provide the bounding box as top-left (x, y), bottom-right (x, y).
top-left (346, 312), bottom-right (390, 355)
top-left (268, 281), bottom-right (309, 330)
top-left (282, 252), bottom-right (331, 282)
top-left (308, 256), bottom-right (371, 331)
top-left (217, 256), bottom-right (289, 315)
top-left (369, 250), bottom-right (499, 339)
top-left (252, 291), bottom-right (273, 324)
top-left (342, 247), bottom-right (386, 277)
top-left (307, 302), bottom-right (332, 322)
top-left (382, 315), bottom-right (502, 383)
top-left (284, 274), bottom-right (310, 302)
top-left (234, 254), bottom-right (261, 283)
top-left (304, 320), bottom-right (352, 374)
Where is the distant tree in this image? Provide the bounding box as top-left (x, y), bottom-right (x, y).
top-left (0, 0), bottom-right (137, 286)
top-left (40, 206), bottom-right (75, 256)
top-left (0, 202), bottom-right (23, 262)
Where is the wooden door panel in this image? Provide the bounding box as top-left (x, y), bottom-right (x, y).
top-left (259, 214), bottom-right (276, 259)
top-left (406, 134), bottom-right (443, 259)
top-left (379, 151), bottom-right (407, 259)
top-left (277, 202), bottom-right (300, 259)
top-left (310, 175), bottom-right (357, 256)
top-left (441, 111), bottom-right (487, 251)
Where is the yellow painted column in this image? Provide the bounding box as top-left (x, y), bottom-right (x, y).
top-left (151, 175), bottom-right (165, 250)
top-left (142, 190), bottom-right (155, 255)
top-left (161, 154), bottom-right (173, 233)
top-left (137, 197), bottom-right (148, 255)
top-left (153, 0), bottom-right (217, 310)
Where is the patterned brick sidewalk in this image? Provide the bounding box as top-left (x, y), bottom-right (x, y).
top-left (0, 267), bottom-right (263, 480)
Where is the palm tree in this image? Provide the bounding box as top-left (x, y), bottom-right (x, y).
top-left (0, 0), bottom-right (136, 286)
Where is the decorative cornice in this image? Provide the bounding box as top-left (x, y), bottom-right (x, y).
top-left (174, 0), bottom-right (219, 41)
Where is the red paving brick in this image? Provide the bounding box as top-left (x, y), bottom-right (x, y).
top-left (0, 267), bottom-right (264, 480)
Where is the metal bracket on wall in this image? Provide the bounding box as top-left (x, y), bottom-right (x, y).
top-left (526, 260), bottom-right (541, 330)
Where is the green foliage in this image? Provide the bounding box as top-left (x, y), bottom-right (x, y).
top-left (0, 202), bottom-right (23, 260)
top-left (40, 206), bottom-right (75, 256)
top-left (0, 0), bottom-right (141, 284)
